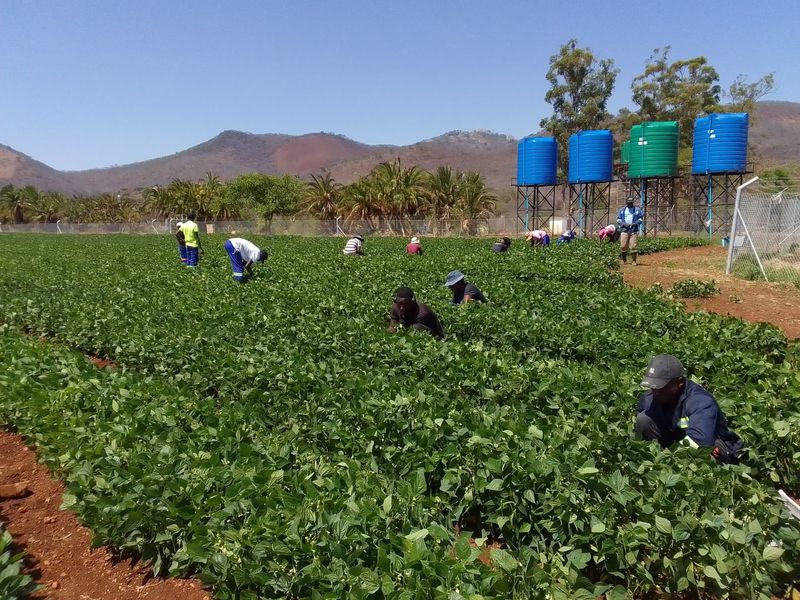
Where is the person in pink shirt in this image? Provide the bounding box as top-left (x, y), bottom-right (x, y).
top-left (598, 224), bottom-right (619, 242)
top-left (406, 236), bottom-right (423, 255)
top-left (526, 229), bottom-right (550, 246)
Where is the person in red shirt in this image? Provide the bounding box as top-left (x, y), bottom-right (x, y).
top-left (406, 236), bottom-right (423, 255)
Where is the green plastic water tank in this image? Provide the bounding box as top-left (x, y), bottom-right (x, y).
top-left (620, 140), bottom-right (630, 164)
top-left (628, 121), bottom-right (679, 178)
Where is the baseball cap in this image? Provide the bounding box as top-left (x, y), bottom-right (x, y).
top-left (641, 354), bottom-right (685, 389)
top-left (394, 286), bottom-right (414, 301)
top-left (444, 270), bottom-right (465, 287)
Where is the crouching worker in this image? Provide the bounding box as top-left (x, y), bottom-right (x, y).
top-left (526, 229), bottom-right (550, 246)
top-left (444, 270), bottom-right (485, 305)
top-left (635, 354), bottom-right (744, 464)
top-left (388, 287), bottom-right (445, 339)
top-left (406, 236), bottom-right (423, 255)
top-left (492, 237), bottom-right (511, 253)
top-left (224, 237), bottom-right (267, 283)
top-left (597, 224), bottom-right (619, 242)
top-left (557, 230), bottom-right (576, 244)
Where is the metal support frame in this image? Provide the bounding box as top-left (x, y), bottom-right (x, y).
top-left (691, 172), bottom-right (748, 239)
top-left (567, 181), bottom-right (611, 238)
top-left (627, 177), bottom-right (678, 236)
top-left (515, 185), bottom-right (557, 236)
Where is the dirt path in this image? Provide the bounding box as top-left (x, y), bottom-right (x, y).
top-left (622, 245), bottom-right (800, 340)
top-left (0, 431), bottom-right (212, 600)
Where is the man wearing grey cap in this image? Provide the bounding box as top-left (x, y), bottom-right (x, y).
top-left (635, 354), bottom-right (743, 463)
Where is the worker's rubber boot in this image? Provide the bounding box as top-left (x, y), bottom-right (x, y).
top-left (620, 252), bottom-right (627, 263)
top-left (631, 252), bottom-right (638, 266)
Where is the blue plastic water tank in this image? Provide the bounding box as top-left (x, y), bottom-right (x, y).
top-left (691, 113), bottom-right (749, 174)
top-left (568, 130), bottom-right (613, 183)
top-left (517, 137), bottom-right (558, 185)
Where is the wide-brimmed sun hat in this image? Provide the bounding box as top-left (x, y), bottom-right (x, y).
top-left (411, 236), bottom-right (420, 244)
top-left (444, 270), bottom-right (465, 287)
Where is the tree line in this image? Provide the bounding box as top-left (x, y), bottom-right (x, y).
top-left (540, 40), bottom-right (776, 172)
top-left (0, 161), bottom-right (496, 230)
top-left (1, 41), bottom-right (780, 225)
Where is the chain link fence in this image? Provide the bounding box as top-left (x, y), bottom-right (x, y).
top-left (725, 178), bottom-right (800, 286)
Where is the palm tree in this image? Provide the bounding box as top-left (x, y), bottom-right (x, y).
top-left (302, 172), bottom-right (341, 221)
top-left (455, 172), bottom-right (497, 235)
top-left (340, 178), bottom-right (380, 231)
top-left (0, 186), bottom-right (26, 223)
top-left (372, 160), bottom-right (426, 234)
top-left (27, 191), bottom-right (64, 223)
top-left (424, 166), bottom-right (460, 234)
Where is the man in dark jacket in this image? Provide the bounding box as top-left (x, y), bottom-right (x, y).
top-left (388, 287), bottom-right (445, 339)
top-left (635, 354), bottom-right (743, 463)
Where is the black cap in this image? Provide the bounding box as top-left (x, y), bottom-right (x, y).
top-left (641, 354), bottom-right (685, 389)
top-left (394, 287), bottom-right (414, 301)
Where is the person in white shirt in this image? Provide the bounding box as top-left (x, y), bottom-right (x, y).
top-left (343, 235), bottom-right (364, 256)
top-left (224, 238), bottom-right (267, 282)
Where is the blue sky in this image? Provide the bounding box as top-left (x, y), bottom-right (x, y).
top-left (2, 0), bottom-right (798, 171)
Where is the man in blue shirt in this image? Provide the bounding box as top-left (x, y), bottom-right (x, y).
top-left (635, 354), bottom-right (743, 463)
top-left (616, 197), bottom-right (644, 265)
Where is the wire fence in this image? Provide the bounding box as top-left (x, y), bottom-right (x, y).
top-left (725, 179), bottom-right (800, 286)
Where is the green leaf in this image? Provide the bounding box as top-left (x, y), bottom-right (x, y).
top-left (489, 548), bottom-right (519, 572)
top-left (405, 528), bottom-right (428, 542)
top-left (382, 494), bottom-right (392, 514)
top-left (655, 515), bottom-right (672, 534)
top-left (590, 516), bottom-right (606, 533)
top-left (485, 478), bottom-right (504, 491)
top-left (762, 545), bottom-right (784, 561)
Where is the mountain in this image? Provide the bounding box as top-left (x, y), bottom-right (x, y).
top-left (1, 101), bottom-right (798, 196)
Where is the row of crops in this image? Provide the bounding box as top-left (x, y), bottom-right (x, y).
top-left (0, 234), bottom-right (798, 599)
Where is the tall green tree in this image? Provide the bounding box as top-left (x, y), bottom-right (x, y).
top-left (225, 173), bottom-right (304, 232)
top-left (726, 73), bottom-right (775, 122)
top-left (631, 47), bottom-right (721, 147)
top-left (540, 39), bottom-right (619, 173)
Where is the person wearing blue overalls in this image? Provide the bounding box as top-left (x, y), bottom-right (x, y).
top-left (224, 237), bottom-right (268, 282)
top-left (616, 197), bottom-right (644, 265)
top-left (180, 213), bottom-right (202, 267)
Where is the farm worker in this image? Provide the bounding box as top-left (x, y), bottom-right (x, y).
top-left (180, 213), bottom-right (202, 267)
top-left (444, 270), bottom-right (485, 305)
top-left (616, 197), bottom-right (644, 265)
top-left (492, 237), bottom-right (511, 253)
top-left (635, 354), bottom-right (744, 464)
top-left (388, 287), bottom-right (445, 339)
top-left (175, 221), bottom-right (187, 264)
top-left (406, 236), bottom-right (423, 255)
top-left (526, 229), bottom-right (550, 246)
top-left (343, 234), bottom-right (364, 256)
top-left (557, 230), bottom-right (576, 244)
top-left (597, 224), bottom-right (619, 242)
top-left (224, 238), bottom-right (267, 283)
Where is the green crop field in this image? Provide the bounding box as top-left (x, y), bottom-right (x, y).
top-left (0, 234), bottom-right (798, 599)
